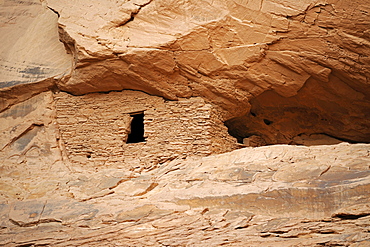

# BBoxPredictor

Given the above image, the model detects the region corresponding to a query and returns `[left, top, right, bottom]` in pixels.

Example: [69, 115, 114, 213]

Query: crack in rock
[9, 218, 62, 227]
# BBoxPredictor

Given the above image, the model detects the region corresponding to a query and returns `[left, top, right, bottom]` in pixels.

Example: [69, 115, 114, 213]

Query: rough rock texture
[0, 92, 369, 246]
[0, 91, 62, 176]
[55, 90, 236, 170]
[0, 0, 72, 112]
[44, 0, 370, 144]
[1, 0, 370, 246]
[1, 141, 370, 246]
[2, 0, 369, 144]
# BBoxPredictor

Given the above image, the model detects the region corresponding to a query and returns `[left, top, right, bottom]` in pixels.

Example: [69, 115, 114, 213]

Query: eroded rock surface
[45, 0, 370, 144]
[1, 0, 370, 246]
[1, 0, 370, 143]
[0, 0, 72, 112]
[1, 142, 369, 246]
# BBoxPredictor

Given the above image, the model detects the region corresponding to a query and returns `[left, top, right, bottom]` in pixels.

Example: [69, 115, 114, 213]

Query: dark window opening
[127, 113, 145, 143]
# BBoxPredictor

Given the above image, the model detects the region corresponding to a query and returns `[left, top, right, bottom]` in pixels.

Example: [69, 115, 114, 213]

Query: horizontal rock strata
[1, 143, 369, 246]
[0, 0, 370, 246]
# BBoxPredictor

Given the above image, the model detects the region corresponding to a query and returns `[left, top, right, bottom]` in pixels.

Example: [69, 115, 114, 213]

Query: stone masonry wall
[55, 90, 237, 170]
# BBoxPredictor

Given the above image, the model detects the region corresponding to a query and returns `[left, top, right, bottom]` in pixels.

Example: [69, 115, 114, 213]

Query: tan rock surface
[1, 139, 369, 246]
[1, 0, 370, 143]
[1, 0, 370, 246]
[0, 90, 368, 246]
[43, 0, 370, 143]
[0, 0, 72, 111]
[54, 90, 237, 170]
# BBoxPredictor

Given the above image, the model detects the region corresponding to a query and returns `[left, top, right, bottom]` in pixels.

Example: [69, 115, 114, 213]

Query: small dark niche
[236, 138, 244, 144]
[334, 213, 370, 220]
[263, 119, 273, 125]
[224, 117, 248, 144]
[127, 113, 145, 144]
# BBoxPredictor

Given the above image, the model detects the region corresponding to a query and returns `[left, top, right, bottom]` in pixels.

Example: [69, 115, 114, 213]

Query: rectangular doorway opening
[127, 112, 145, 143]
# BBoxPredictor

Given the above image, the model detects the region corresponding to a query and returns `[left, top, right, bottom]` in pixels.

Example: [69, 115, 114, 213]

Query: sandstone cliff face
[0, 0, 370, 246]
[47, 0, 370, 144]
[1, 0, 370, 144]
[1, 141, 370, 246]
[0, 0, 72, 112]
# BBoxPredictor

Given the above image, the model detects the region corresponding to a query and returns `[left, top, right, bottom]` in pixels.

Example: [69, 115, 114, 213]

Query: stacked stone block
[55, 90, 237, 170]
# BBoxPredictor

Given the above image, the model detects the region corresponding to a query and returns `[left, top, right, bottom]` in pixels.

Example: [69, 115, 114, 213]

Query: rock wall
[55, 90, 237, 170]
[0, 92, 65, 201]
[43, 0, 370, 144]
[1, 143, 369, 246]
[0, 0, 370, 246]
[1, 0, 370, 145]
[2, 0, 370, 145]
[0, 0, 72, 111]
